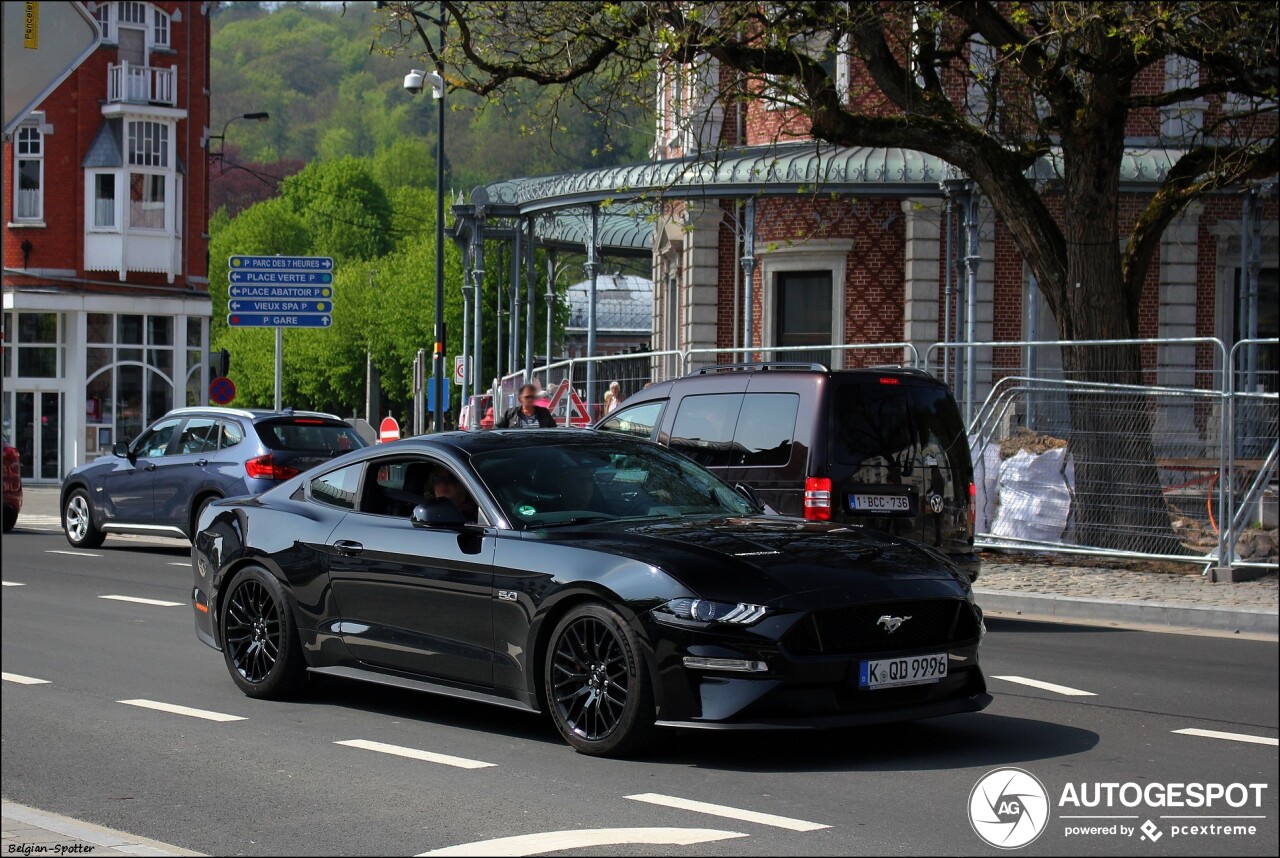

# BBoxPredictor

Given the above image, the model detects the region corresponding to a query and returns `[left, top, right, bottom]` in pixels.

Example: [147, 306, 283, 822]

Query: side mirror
[112, 442, 132, 459]
[411, 497, 466, 528]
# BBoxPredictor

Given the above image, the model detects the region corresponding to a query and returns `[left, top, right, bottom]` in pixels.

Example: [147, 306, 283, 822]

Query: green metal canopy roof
[456, 142, 1189, 255]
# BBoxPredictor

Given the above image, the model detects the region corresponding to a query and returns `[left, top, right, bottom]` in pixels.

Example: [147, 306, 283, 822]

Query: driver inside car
[430, 467, 479, 523]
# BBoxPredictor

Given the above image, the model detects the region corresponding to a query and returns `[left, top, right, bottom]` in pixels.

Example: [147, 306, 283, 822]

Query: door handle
[332, 540, 363, 556]
[195, 459, 209, 466]
[144, 463, 157, 471]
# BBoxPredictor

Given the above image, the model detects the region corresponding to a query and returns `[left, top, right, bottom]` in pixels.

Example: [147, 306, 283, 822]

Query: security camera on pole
[404, 46, 448, 431]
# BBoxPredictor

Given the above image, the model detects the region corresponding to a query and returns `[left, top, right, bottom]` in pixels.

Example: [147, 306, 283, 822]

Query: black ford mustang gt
[192, 429, 990, 756]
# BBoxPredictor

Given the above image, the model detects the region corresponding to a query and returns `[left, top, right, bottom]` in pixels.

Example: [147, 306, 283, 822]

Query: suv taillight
[968, 482, 977, 529]
[804, 477, 832, 521]
[245, 454, 299, 481]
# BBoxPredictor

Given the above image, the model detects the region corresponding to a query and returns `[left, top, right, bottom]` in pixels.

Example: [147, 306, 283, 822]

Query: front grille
[783, 599, 979, 655]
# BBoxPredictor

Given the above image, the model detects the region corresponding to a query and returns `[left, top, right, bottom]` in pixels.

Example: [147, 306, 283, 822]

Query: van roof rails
[692, 361, 828, 375]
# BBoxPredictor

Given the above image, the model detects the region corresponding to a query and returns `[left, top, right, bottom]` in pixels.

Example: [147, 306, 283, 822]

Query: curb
[975, 589, 1279, 637]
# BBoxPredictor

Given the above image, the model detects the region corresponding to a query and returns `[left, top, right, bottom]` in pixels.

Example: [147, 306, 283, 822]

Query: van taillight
[804, 477, 832, 521]
[968, 482, 977, 529]
[245, 455, 299, 481]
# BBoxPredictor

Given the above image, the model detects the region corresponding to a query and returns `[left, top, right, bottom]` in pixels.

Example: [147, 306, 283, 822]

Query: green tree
[375, 1, 1278, 552]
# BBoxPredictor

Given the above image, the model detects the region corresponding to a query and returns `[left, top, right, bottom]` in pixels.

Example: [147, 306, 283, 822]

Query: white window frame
[127, 119, 170, 168]
[152, 7, 170, 48]
[91, 2, 170, 52]
[87, 171, 121, 231]
[12, 118, 45, 224]
[128, 171, 167, 231]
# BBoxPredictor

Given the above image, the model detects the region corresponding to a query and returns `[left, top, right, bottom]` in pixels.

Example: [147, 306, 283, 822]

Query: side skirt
[307, 665, 541, 714]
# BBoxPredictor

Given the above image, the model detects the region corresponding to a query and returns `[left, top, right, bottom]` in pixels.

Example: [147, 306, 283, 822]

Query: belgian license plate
[859, 652, 947, 689]
[849, 494, 910, 512]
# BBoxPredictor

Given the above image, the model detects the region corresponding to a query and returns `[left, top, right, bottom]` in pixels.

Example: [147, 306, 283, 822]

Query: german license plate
[849, 494, 910, 512]
[859, 652, 947, 689]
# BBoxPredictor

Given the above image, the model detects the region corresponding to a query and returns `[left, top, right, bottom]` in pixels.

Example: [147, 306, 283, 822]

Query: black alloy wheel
[545, 603, 656, 757]
[220, 566, 307, 699]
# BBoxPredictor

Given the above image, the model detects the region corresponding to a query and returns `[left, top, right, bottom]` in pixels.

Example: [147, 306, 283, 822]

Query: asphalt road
[2, 528, 1277, 857]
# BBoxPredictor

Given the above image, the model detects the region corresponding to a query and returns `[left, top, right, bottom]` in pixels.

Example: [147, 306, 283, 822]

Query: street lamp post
[207, 112, 269, 174]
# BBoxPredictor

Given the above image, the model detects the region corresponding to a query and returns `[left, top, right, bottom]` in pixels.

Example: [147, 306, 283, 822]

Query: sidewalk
[1, 801, 202, 857]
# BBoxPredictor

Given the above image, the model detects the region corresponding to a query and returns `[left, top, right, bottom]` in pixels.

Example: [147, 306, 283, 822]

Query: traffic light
[210, 348, 231, 378]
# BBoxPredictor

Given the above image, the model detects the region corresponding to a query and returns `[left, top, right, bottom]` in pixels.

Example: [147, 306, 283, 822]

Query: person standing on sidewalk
[497, 384, 556, 428]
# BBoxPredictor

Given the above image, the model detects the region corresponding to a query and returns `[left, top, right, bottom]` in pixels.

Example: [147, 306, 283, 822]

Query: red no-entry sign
[378, 416, 401, 444]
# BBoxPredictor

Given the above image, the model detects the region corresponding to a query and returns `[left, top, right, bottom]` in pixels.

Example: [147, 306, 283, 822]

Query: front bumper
[644, 616, 989, 729]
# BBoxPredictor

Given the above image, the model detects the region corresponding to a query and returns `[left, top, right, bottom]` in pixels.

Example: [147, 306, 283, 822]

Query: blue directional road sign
[229, 270, 333, 285]
[227, 255, 336, 328]
[228, 300, 331, 314]
[229, 255, 334, 271]
[227, 313, 332, 328]
[228, 285, 333, 300]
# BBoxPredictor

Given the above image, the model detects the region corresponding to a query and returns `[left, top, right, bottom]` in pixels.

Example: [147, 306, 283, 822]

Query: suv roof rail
[691, 361, 829, 376]
[166, 406, 257, 419]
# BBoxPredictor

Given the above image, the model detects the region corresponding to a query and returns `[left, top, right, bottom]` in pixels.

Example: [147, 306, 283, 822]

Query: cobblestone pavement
[978, 554, 1279, 610]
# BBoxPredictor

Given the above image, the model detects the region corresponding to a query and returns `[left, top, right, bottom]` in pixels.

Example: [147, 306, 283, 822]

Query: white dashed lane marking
[2, 672, 51, 685]
[1173, 728, 1279, 747]
[2, 581, 26, 586]
[46, 549, 102, 557]
[118, 699, 245, 722]
[417, 828, 747, 856]
[625, 793, 830, 831]
[993, 675, 1096, 696]
[99, 594, 184, 607]
[335, 739, 495, 769]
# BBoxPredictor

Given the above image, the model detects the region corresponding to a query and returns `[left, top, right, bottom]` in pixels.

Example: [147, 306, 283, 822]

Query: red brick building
[3, 1, 212, 483]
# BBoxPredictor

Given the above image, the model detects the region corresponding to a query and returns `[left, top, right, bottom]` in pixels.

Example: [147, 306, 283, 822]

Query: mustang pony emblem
[877, 614, 912, 633]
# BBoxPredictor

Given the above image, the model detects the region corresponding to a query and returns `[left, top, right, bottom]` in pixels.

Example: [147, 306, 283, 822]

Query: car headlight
[653, 598, 769, 626]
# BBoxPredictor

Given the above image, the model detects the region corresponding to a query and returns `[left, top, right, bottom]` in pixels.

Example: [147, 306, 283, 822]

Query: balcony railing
[107, 62, 176, 106]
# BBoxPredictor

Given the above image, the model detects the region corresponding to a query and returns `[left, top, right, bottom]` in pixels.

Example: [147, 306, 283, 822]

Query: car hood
[534, 515, 970, 608]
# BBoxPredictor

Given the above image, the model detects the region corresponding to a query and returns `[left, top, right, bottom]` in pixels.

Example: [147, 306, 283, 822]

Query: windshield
[470, 439, 758, 529]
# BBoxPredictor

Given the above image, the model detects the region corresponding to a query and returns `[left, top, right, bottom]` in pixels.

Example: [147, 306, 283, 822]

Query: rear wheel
[220, 565, 307, 699]
[545, 603, 657, 757]
[63, 489, 105, 548]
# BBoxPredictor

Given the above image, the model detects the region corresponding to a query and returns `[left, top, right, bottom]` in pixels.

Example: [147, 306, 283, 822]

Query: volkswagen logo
[926, 492, 945, 514]
[877, 614, 912, 633]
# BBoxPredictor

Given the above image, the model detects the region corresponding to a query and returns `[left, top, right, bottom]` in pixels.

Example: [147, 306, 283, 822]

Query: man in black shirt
[497, 384, 556, 428]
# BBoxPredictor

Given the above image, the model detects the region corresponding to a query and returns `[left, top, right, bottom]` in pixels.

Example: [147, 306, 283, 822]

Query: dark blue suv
[60, 407, 367, 548]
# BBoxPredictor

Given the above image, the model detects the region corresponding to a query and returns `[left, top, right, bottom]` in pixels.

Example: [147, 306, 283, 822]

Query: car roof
[162, 406, 346, 422]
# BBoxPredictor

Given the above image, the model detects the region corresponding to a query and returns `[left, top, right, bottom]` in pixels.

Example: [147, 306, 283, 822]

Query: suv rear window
[831, 380, 970, 478]
[255, 419, 365, 454]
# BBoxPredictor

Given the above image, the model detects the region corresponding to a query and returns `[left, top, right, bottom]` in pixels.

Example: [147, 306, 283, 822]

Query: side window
[669, 394, 743, 468]
[363, 459, 434, 516]
[134, 417, 181, 458]
[219, 421, 244, 449]
[733, 393, 799, 467]
[598, 401, 664, 439]
[310, 464, 362, 510]
[176, 417, 220, 455]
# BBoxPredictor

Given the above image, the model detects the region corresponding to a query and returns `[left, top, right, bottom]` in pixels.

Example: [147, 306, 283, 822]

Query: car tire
[545, 602, 657, 757]
[2, 506, 16, 533]
[220, 565, 308, 700]
[63, 489, 106, 548]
